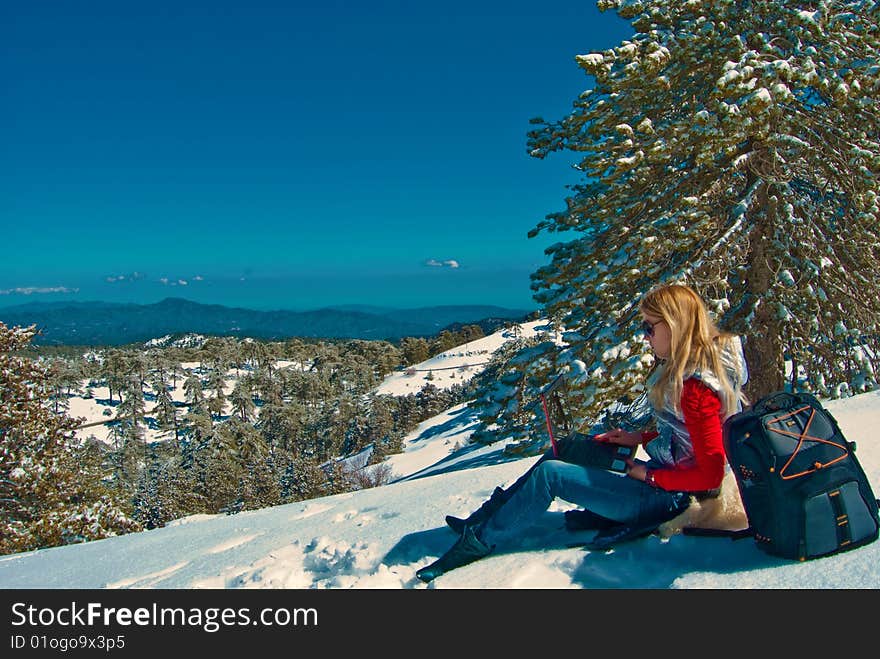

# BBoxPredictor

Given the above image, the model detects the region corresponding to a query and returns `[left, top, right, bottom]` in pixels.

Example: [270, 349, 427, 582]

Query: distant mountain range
[0, 297, 534, 346]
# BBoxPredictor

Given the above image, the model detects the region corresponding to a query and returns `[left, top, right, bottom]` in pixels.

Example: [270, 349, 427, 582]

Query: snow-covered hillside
[374, 319, 551, 396]
[2, 382, 879, 589]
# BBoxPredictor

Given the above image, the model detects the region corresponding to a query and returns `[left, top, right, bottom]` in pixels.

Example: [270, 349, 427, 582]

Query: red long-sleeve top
[641, 378, 726, 492]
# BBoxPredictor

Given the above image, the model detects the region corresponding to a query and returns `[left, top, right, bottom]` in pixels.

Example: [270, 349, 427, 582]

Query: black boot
[564, 508, 618, 532]
[445, 486, 506, 535]
[584, 492, 691, 552]
[416, 525, 493, 583]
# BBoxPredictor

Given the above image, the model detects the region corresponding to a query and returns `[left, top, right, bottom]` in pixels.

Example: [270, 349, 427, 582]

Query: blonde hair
[640, 284, 743, 418]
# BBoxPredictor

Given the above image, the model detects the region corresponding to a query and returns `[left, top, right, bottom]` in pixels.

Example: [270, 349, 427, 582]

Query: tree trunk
[743, 303, 785, 401]
[742, 182, 785, 401]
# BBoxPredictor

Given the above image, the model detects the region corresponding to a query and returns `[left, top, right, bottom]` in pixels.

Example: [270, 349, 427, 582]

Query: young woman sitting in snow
[416, 283, 749, 583]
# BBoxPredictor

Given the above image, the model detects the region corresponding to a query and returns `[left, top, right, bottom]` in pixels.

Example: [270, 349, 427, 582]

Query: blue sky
[1, 1, 632, 311]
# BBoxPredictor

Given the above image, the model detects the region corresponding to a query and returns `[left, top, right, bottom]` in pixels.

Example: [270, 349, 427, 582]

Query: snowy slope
[374, 319, 551, 396]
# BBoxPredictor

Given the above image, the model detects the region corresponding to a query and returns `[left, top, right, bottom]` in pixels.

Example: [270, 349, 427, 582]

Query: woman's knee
[531, 459, 573, 490]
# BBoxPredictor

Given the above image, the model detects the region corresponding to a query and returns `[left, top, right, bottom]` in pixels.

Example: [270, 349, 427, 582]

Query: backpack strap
[681, 527, 755, 541]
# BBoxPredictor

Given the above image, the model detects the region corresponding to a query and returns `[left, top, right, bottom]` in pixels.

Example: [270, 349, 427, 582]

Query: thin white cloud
[104, 272, 146, 284]
[0, 286, 79, 295]
[425, 259, 461, 269]
[159, 276, 200, 286]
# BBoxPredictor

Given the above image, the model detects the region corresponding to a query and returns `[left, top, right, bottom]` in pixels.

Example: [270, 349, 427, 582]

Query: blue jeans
[479, 449, 686, 548]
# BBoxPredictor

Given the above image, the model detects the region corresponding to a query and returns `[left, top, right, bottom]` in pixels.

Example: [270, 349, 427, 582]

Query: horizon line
[0, 294, 540, 314]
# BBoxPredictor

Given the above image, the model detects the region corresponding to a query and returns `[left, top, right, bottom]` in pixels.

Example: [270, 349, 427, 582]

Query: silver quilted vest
[644, 336, 749, 469]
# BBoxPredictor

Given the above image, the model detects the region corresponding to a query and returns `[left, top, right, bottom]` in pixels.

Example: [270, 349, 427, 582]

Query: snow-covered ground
[2, 384, 879, 589]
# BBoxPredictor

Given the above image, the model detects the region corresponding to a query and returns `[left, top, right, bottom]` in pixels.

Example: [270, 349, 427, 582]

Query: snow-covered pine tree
[231, 420, 279, 511]
[0, 323, 139, 555]
[101, 348, 129, 405]
[230, 376, 256, 422]
[117, 372, 147, 445]
[201, 420, 244, 513]
[133, 446, 166, 529]
[514, 0, 880, 427]
[206, 366, 228, 418]
[152, 375, 179, 443]
[400, 337, 430, 365]
[182, 370, 206, 413]
[415, 383, 447, 419]
[467, 332, 561, 449]
[366, 394, 400, 457]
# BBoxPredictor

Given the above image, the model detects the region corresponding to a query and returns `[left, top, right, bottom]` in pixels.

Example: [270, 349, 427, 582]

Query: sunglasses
[641, 318, 664, 337]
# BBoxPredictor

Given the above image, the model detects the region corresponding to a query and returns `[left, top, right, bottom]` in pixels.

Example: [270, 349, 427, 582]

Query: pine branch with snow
[0, 323, 139, 554]
[518, 0, 880, 424]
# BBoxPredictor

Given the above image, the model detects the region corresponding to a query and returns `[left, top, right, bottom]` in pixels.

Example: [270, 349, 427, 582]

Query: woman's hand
[593, 428, 641, 447]
[624, 458, 647, 482]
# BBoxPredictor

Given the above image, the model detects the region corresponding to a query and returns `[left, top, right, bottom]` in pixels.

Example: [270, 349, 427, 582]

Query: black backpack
[687, 391, 880, 561]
